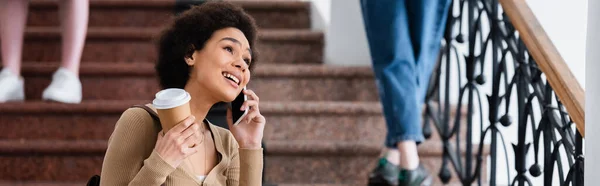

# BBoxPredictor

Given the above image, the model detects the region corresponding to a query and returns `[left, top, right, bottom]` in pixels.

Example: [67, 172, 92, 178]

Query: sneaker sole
[0, 91, 25, 103]
[368, 176, 398, 186]
[42, 98, 82, 104]
[0, 98, 25, 103]
[368, 181, 397, 186]
[420, 175, 433, 186]
[42, 92, 81, 104]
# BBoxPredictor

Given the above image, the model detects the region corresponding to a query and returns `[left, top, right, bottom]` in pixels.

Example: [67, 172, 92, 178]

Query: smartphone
[231, 87, 248, 125]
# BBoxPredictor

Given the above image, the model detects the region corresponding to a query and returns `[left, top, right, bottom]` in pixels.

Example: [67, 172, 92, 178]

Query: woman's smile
[222, 71, 241, 89]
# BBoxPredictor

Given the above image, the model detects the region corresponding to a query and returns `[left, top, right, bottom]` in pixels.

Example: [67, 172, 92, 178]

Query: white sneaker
[0, 68, 25, 103]
[42, 67, 82, 104]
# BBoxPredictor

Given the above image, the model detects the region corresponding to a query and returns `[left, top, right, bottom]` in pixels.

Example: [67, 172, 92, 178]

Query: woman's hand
[227, 89, 266, 149]
[154, 115, 201, 168]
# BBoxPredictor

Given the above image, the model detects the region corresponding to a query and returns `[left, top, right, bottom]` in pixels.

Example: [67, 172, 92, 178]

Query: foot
[42, 67, 82, 104]
[398, 164, 432, 186]
[368, 158, 399, 186]
[0, 69, 25, 102]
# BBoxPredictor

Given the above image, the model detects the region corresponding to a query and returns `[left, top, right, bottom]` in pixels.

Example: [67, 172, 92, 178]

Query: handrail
[499, 0, 585, 136]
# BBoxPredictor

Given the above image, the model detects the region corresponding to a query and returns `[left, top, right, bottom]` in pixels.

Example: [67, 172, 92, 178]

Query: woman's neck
[185, 83, 217, 132]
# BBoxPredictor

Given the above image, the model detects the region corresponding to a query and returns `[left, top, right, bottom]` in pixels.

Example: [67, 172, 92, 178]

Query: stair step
[28, 0, 310, 29]
[276, 183, 491, 186]
[0, 100, 382, 141]
[20, 63, 378, 101]
[10, 27, 323, 64]
[0, 183, 354, 186]
[0, 182, 488, 186]
[0, 100, 464, 142]
[0, 182, 82, 186]
[0, 139, 104, 182]
[264, 140, 488, 185]
[276, 185, 356, 186]
[0, 139, 486, 185]
[0, 182, 356, 186]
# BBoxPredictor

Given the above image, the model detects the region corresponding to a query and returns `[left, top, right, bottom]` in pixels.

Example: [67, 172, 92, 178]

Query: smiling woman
[155, 2, 258, 90]
[98, 1, 266, 186]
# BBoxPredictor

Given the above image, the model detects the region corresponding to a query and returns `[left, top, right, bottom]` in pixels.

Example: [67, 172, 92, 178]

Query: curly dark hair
[155, 1, 258, 89]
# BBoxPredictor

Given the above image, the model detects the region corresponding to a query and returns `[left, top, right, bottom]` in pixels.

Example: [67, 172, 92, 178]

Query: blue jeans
[360, 0, 451, 148]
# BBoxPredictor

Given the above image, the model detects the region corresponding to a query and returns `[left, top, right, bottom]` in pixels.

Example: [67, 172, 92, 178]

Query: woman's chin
[214, 85, 240, 102]
[223, 97, 236, 102]
[221, 92, 238, 102]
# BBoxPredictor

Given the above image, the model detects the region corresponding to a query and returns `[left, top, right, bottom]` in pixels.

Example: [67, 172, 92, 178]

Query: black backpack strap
[131, 104, 160, 122]
[86, 175, 100, 186]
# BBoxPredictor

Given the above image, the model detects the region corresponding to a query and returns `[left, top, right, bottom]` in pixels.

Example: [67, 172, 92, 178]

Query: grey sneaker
[398, 164, 432, 186]
[368, 158, 399, 186]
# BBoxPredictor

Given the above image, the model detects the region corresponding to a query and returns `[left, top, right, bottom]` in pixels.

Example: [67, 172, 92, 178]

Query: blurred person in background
[360, 0, 451, 185]
[0, 0, 88, 103]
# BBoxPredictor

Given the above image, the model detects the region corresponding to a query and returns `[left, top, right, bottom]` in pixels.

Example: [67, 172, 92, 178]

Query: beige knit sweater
[100, 106, 263, 186]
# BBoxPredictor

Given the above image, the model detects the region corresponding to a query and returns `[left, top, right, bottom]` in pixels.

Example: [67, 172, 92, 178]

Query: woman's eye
[244, 59, 251, 65]
[224, 46, 233, 53]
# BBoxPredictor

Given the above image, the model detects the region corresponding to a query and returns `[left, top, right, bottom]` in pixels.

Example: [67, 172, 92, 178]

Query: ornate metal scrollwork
[423, 0, 584, 185]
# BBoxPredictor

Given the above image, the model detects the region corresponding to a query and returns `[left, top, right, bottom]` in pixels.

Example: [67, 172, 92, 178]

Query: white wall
[585, 0, 599, 185]
[527, 0, 587, 87]
[302, 0, 371, 65]
[306, 0, 330, 31]
[322, 0, 371, 66]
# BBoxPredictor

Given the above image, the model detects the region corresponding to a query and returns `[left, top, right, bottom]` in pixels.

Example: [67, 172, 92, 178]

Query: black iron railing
[423, 0, 584, 185]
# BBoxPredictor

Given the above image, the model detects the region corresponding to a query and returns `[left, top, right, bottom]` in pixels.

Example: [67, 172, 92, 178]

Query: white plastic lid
[152, 88, 191, 109]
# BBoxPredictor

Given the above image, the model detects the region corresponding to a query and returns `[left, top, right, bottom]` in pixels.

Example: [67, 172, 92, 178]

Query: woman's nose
[233, 59, 247, 70]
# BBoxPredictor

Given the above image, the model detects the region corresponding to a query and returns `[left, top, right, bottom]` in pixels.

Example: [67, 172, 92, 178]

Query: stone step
[275, 185, 357, 186]
[0, 100, 384, 141]
[0, 183, 350, 186]
[0, 139, 486, 185]
[276, 183, 490, 186]
[19, 63, 377, 101]
[264, 140, 488, 185]
[0, 182, 82, 186]
[28, 0, 310, 29]
[0, 182, 486, 186]
[0, 100, 463, 142]
[8, 27, 322, 64]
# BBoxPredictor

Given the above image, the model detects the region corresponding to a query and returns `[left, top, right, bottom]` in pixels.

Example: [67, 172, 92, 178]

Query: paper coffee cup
[152, 88, 192, 132]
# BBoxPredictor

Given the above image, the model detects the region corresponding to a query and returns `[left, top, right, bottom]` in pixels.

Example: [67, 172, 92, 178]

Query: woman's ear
[184, 44, 196, 66]
[185, 55, 195, 66]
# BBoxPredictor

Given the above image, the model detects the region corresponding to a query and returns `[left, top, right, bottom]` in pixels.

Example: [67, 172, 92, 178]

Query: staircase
[0, 0, 485, 185]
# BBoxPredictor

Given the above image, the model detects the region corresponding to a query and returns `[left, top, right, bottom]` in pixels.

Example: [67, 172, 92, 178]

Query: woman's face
[186, 27, 252, 102]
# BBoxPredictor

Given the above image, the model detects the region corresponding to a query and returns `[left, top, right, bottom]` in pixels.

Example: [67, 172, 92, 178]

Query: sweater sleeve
[100, 108, 176, 186]
[225, 137, 263, 186]
[238, 148, 264, 186]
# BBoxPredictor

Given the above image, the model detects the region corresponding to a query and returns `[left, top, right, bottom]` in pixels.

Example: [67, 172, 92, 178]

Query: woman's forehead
[212, 28, 250, 48]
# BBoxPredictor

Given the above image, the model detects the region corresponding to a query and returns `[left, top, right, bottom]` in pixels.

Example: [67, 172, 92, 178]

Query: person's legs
[393, 0, 452, 171]
[0, 0, 28, 102]
[362, 0, 451, 185]
[406, 0, 452, 103]
[59, 0, 88, 74]
[0, 0, 29, 75]
[361, 0, 424, 155]
[42, 0, 88, 104]
[361, 0, 425, 185]
[394, 0, 451, 184]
